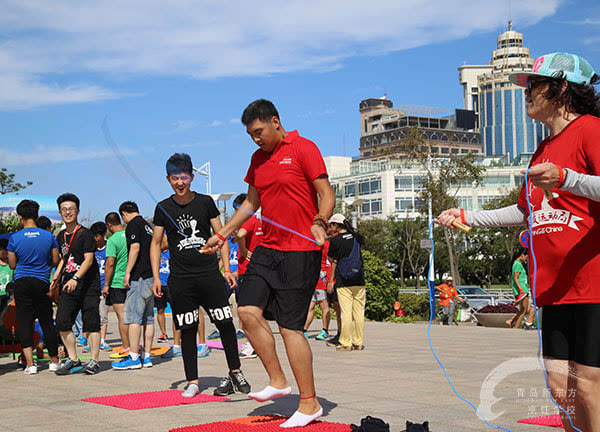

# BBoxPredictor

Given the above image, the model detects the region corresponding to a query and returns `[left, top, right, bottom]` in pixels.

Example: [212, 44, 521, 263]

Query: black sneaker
[83, 359, 100, 375]
[213, 376, 235, 396]
[229, 370, 251, 394]
[55, 358, 83, 375]
[326, 336, 339, 347]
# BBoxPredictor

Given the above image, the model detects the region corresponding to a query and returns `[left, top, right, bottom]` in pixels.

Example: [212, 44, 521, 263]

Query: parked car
[455, 285, 511, 312]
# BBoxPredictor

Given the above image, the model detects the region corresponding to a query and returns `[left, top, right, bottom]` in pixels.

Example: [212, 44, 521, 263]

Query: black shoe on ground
[214, 376, 235, 396]
[84, 359, 100, 375]
[55, 358, 83, 375]
[229, 370, 251, 393]
[326, 336, 339, 347]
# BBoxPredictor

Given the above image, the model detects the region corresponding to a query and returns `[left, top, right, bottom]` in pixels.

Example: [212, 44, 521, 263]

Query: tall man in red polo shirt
[204, 99, 335, 428]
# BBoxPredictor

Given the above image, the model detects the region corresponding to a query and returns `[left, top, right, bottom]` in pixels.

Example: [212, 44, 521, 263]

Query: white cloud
[171, 120, 201, 132]
[0, 145, 136, 166]
[207, 120, 223, 127]
[0, 0, 562, 110]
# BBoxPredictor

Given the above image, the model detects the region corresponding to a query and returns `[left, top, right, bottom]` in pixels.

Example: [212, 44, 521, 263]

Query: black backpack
[337, 238, 363, 281]
[350, 416, 390, 432]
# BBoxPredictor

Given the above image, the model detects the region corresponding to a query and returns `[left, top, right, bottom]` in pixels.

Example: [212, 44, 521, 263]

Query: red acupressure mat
[82, 390, 230, 410]
[170, 415, 352, 432]
[517, 415, 562, 427]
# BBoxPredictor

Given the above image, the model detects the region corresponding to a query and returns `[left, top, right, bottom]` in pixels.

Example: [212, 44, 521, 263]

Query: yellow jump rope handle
[452, 220, 472, 233]
[543, 189, 554, 200]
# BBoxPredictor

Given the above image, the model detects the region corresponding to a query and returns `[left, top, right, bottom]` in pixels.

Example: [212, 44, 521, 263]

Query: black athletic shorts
[239, 245, 321, 331]
[168, 272, 233, 331]
[105, 287, 127, 306]
[155, 285, 170, 310]
[55, 279, 101, 333]
[542, 303, 600, 368]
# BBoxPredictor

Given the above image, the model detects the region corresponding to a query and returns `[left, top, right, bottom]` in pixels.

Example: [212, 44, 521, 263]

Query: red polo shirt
[244, 130, 327, 252]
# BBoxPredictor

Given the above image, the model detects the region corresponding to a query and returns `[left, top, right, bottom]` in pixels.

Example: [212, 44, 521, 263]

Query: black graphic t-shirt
[328, 232, 365, 287]
[126, 215, 154, 281]
[57, 226, 100, 286]
[153, 192, 220, 277]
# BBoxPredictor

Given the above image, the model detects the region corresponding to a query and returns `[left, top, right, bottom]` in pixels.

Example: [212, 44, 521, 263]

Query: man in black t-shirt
[326, 214, 366, 352]
[52, 193, 101, 375]
[150, 153, 250, 398]
[111, 201, 155, 370]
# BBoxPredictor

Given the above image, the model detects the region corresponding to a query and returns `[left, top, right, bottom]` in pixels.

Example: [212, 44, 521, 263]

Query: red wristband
[555, 164, 565, 189]
[224, 270, 232, 274]
[215, 232, 226, 242]
[460, 208, 466, 225]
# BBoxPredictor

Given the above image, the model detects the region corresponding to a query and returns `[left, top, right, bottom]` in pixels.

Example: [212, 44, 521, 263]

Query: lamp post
[192, 162, 211, 195]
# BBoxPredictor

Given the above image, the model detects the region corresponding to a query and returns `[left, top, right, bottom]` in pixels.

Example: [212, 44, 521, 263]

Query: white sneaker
[24, 365, 38, 375]
[48, 361, 62, 372]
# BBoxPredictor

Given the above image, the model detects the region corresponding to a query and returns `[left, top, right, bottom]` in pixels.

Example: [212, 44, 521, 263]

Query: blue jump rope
[427, 168, 582, 431]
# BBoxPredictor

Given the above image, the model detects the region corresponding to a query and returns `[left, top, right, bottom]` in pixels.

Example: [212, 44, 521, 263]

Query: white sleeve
[465, 204, 527, 227]
[559, 168, 600, 202]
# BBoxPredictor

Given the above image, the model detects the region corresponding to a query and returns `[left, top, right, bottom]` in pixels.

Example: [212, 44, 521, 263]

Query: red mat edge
[169, 415, 352, 432]
[517, 414, 562, 427]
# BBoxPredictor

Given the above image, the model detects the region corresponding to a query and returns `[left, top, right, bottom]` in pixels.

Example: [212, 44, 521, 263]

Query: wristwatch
[72, 275, 81, 282]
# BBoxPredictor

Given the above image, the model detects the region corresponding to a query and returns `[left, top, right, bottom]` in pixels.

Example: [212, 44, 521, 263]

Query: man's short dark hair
[105, 212, 121, 226]
[0, 238, 8, 251]
[90, 221, 107, 236]
[57, 193, 80, 209]
[16, 199, 40, 221]
[119, 201, 139, 215]
[166, 153, 193, 175]
[233, 193, 247, 208]
[36, 216, 52, 230]
[241, 99, 280, 126]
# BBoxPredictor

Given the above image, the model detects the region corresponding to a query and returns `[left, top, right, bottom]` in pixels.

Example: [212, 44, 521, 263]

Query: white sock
[100, 339, 105, 344]
[130, 352, 140, 361]
[173, 344, 181, 349]
[248, 385, 292, 402]
[144, 352, 151, 359]
[280, 408, 323, 428]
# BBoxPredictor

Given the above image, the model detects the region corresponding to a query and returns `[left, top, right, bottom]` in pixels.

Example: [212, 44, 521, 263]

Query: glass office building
[459, 23, 549, 160]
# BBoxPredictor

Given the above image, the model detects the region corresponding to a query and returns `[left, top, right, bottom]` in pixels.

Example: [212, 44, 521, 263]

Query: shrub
[363, 250, 397, 321]
[397, 293, 431, 320]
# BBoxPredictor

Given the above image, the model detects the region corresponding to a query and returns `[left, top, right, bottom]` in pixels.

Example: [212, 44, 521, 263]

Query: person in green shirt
[0, 238, 14, 299]
[103, 212, 130, 356]
[507, 249, 534, 330]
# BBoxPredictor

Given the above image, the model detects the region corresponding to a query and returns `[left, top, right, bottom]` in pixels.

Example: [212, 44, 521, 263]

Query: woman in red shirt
[438, 53, 600, 432]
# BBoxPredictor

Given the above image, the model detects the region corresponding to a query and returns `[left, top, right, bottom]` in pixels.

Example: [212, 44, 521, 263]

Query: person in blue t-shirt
[89, 222, 111, 351]
[7, 199, 61, 374]
[155, 247, 171, 343]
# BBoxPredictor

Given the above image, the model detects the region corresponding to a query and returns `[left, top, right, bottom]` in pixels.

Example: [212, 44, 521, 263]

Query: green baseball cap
[509, 52, 596, 87]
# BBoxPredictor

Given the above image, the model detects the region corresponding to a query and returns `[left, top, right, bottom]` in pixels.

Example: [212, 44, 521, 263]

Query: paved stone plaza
[0, 314, 552, 432]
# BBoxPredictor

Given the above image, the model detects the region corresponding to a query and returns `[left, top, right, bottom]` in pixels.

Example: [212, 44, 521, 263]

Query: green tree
[391, 217, 429, 289]
[0, 168, 33, 195]
[0, 212, 22, 234]
[404, 127, 486, 284]
[358, 219, 393, 264]
[363, 249, 396, 321]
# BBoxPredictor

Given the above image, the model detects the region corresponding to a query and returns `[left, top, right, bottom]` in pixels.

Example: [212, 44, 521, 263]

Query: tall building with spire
[458, 22, 549, 160]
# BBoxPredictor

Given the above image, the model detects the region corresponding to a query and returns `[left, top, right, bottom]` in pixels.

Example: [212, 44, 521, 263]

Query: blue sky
[1, 0, 599, 223]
